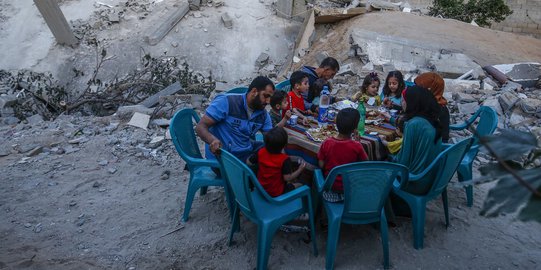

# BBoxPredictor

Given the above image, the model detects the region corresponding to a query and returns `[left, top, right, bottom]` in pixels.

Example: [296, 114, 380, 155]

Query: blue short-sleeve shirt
[205, 93, 272, 161]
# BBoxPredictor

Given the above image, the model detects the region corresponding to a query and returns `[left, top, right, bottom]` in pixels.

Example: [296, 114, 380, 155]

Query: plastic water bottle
[318, 86, 330, 126]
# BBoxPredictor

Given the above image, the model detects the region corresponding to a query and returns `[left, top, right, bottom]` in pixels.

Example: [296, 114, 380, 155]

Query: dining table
[284, 118, 397, 167]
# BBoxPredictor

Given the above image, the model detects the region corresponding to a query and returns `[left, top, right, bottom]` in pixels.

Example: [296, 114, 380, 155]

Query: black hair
[307, 78, 331, 102]
[290, 71, 308, 89]
[270, 90, 287, 108]
[383, 70, 405, 98]
[249, 76, 275, 92]
[361, 72, 380, 94]
[264, 126, 288, 154]
[319, 57, 340, 71]
[335, 108, 360, 135]
[403, 85, 442, 144]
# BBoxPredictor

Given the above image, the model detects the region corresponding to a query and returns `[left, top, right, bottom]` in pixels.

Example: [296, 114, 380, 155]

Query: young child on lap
[248, 127, 306, 197]
[270, 90, 292, 127]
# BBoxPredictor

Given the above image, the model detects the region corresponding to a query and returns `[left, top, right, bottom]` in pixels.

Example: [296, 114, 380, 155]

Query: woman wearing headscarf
[395, 86, 443, 193]
[414, 72, 450, 143]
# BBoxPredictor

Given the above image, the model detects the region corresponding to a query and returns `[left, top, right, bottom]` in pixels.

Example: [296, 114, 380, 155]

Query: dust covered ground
[1, 112, 541, 269]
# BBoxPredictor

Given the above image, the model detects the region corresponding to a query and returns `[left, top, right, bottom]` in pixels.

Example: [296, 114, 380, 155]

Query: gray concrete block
[221, 12, 233, 29]
[498, 91, 520, 112]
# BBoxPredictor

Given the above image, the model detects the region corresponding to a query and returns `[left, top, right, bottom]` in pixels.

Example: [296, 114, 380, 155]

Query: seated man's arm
[195, 115, 221, 155]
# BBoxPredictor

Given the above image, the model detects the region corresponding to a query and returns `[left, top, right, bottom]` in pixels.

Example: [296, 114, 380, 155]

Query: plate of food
[366, 109, 380, 120]
[305, 125, 338, 142]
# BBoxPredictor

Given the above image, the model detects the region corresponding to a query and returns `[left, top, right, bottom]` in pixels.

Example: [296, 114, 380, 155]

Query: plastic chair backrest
[325, 162, 408, 220]
[472, 106, 498, 143]
[429, 138, 473, 195]
[170, 109, 203, 161]
[275, 80, 291, 92]
[227, 87, 248, 94]
[220, 150, 256, 217]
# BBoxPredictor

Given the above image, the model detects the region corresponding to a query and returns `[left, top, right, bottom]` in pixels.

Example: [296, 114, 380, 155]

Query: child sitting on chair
[270, 90, 292, 127]
[352, 72, 382, 107]
[379, 116, 405, 155]
[317, 108, 368, 201]
[248, 126, 307, 197]
[288, 71, 313, 122]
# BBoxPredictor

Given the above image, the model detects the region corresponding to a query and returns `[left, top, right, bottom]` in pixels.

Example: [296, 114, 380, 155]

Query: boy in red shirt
[248, 127, 307, 197]
[288, 71, 312, 123]
[317, 108, 368, 199]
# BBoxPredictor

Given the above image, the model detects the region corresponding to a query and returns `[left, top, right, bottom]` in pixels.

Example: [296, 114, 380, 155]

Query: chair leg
[380, 210, 390, 270]
[256, 223, 278, 270]
[306, 196, 318, 257]
[410, 199, 426, 250]
[325, 216, 342, 270]
[182, 182, 198, 222]
[200, 186, 208, 196]
[457, 163, 474, 207]
[228, 205, 239, 246]
[442, 189, 450, 227]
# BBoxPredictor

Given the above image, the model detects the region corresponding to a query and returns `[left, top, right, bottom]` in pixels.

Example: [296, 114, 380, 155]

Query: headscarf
[414, 72, 447, 106]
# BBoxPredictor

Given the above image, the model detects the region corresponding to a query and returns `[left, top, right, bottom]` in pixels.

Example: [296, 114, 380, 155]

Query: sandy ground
[1, 113, 541, 270]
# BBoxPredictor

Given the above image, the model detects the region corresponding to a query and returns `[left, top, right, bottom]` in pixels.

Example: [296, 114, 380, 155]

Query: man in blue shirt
[300, 57, 340, 111]
[196, 76, 275, 162]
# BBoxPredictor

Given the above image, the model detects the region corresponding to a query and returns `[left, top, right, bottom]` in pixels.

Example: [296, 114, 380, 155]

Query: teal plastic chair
[392, 138, 473, 249]
[315, 162, 408, 270]
[219, 149, 318, 270]
[170, 109, 229, 222]
[275, 80, 291, 92]
[227, 86, 248, 94]
[449, 106, 498, 206]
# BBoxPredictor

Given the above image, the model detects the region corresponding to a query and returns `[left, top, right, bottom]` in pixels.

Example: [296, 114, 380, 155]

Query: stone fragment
[337, 63, 355, 76]
[452, 92, 477, 103]
[518, 98, 541, 114]
[68, 137, 89, 144]
[457, 102, 479, 115]
[26, 114, 44, 125]
[127, 112, 150, 130]
[0, 95, 17, 109]
[498, 91, 519, 112]
[151, 118, 170, 127]
[256, 53, 269, 67]
[26, 146, 43, 157]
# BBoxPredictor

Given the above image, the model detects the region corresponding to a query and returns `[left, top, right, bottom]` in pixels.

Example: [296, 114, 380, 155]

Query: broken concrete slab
[188, 0, 201, 10]
[127, 112, 150, 130]
[337, 63, 355, 76]
[151, 118, 170, 127]
[26, 146, 43, 157]
[369, 0, 401, 11]
[221, 12, 233, 29]
[315, 51, 329, 65]
[430, 53, 481, 79]
[0, 95, 17, 109]
[452, 92, 477, 103]
[498, 91, 520, 112]
[509, 108, 528, 127]
[500, 81, 523, 92]
[144, 3, 190, 45]
[518, 98, 541, 114]
[108, 13, 120, 23]
[255, 53, 270, 67]
[314, 6, 366, 24]
[492, 62, 541, 88]
[457, 102, 479, 115]
[26, 114, 44, 125]
[116, 105, 154, 119]
[139, 82, 183, 108]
